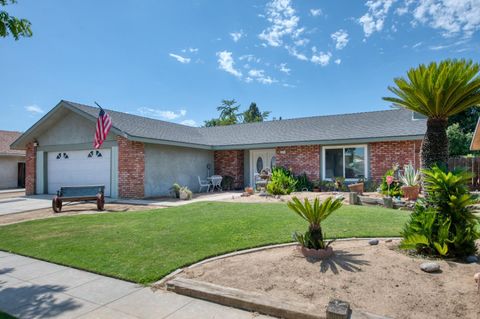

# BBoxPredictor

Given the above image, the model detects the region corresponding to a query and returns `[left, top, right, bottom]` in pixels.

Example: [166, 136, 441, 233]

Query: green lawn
[0, 202, 409, 284]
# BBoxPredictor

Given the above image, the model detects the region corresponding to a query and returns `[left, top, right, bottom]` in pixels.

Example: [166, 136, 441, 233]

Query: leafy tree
[383, 59, 480, 169]
[243, 102, 270, 123]
[204, 100, 271, 127]
[448, 105, 480, 134]
[447, 123, 473, 157]
[0, 0, 32, 40]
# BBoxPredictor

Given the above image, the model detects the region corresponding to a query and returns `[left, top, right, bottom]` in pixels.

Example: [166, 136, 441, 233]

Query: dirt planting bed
[179, 239, 480, 319]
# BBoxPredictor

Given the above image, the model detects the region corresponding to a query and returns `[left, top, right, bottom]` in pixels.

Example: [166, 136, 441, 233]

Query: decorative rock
[420, 262, 441, 273]
[474, 273, 480, 292]
[326, 299, 350, 319]
[385, 239, 393, 243]
[368, 239, 379, 245]
[466, 255, 479, 263]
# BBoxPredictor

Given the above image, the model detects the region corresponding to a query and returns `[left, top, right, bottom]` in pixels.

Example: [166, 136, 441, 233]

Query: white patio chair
[198, 176, 211, 193]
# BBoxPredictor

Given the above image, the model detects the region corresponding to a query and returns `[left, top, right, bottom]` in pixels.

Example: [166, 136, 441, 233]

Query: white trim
[322, 144, 368, 181]
[36, 151, 44, 194]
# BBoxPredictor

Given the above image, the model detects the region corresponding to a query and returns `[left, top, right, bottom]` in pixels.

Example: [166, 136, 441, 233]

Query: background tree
[204, 100, 271, 127]
[383, 59, 480, 169]
[0, 0, 32, 40]
[447, 123, 474, 157]
[243, 102, 270, 123]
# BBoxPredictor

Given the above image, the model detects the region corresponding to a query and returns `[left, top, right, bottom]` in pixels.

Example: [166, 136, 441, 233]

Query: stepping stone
[368, 239, 379, 245]
[420, 262, 440, 273]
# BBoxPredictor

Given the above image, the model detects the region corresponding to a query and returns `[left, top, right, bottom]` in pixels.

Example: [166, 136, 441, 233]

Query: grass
[0, 202, 409, 284]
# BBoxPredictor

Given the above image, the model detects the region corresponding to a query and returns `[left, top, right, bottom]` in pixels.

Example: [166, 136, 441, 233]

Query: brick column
[117, 136, 145, 198]
[214, 150, 244, 189]
[275, 145, 320, 181]
[25, 142, 36, 195]
[369, 140, 422, 181]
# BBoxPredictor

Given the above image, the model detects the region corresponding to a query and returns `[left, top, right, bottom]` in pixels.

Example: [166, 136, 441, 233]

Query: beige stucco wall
[0, 156, 24, 189]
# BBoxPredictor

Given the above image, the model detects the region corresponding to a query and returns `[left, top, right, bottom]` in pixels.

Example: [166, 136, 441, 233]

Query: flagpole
[94, 101, 104, 110]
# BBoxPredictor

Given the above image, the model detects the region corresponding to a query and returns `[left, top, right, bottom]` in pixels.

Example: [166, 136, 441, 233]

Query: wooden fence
[448, 156, 480, 190]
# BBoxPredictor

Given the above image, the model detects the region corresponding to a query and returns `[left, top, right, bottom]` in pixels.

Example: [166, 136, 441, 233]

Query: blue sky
[1, 0, 479, 131]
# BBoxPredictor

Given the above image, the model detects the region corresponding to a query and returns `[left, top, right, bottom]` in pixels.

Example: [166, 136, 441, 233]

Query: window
[88, 150, 103, 158]
[323, 146, 367, 180]
[56, 152, 69, 160]
[256, 156, 263, 173]
[270, 155, 276, 169]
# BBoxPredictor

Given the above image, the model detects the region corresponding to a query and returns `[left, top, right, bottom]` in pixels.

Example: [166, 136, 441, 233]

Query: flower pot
[298, 245, 333, 259]
[245, 187, 254, 195]
[348, 182, 364, 195]
[401, 185, 420, 201]
[313, 187, 320, 192]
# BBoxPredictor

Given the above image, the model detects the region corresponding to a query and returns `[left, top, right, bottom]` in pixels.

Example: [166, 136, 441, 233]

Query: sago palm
[383, 59, 480, 168]
[287, 196, 343, 249]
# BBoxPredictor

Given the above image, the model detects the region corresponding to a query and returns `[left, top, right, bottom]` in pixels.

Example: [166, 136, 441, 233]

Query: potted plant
[287, 196, 343, 258]
[244, 186, 254, 195]
[312, 180, 320, 192]
[179, 186, 193, 200]
[348, 178, 364, 194]
[399, 163, 420, 201]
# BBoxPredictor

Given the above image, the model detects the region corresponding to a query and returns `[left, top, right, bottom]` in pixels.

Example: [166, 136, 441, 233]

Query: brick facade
[275, 145, 321, 181]
[25, 142, 36, 195]
[117, 136, 145, 198]
[214, 150, 244, 189]
[369, 140, 422, 181]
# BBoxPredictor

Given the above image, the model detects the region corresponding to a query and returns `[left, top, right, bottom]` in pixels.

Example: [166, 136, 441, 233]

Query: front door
[250, 149, 276, 187]
[17, 162, 25, 188]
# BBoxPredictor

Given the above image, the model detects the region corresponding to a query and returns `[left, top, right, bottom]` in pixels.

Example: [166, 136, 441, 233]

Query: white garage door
[47, 149, 111, 196]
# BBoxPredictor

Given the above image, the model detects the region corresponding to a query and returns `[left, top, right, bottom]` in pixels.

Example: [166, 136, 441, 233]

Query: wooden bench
[52, 185, 105, 213]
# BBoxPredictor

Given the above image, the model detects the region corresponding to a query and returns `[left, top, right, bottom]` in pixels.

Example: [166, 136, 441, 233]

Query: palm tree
[383, 59, 480, 169]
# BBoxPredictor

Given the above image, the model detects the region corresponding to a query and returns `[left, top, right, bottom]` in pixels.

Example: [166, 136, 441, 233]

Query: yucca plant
[287, 196, 343, 249]
[399, 163, 420, 187]
[383, 59, 480, 169]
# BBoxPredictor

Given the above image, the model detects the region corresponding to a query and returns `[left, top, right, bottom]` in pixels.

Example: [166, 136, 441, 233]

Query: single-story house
[11, 100, 426, 198]
[0, 130, 26, 189]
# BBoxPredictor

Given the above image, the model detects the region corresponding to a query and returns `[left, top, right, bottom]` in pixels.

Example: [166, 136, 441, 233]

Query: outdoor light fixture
[33, 140, 39, 147]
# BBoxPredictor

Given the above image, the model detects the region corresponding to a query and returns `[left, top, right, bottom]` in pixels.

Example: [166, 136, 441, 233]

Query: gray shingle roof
[65, 100, 426, 149]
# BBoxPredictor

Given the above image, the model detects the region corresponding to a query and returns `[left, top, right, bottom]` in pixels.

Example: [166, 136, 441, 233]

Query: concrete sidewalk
[0, 251, 271, 319]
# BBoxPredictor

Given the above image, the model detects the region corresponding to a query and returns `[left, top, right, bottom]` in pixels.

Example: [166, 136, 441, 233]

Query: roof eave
[10, 100, 127, 150]
[211, 134, 425, 150]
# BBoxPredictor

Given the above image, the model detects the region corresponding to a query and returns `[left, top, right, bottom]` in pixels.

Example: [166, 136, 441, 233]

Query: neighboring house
[11, 100, 426, 198]
[0, 130, 26, 189]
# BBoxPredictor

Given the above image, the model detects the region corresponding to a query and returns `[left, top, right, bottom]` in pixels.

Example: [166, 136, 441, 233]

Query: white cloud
[247, 69, 277, 84]
[181, 48, 199, 53]
[258, 0, 301, 47]
[311, 51, 332, 66]
[169, 53, 191, 64]
[25, 104, 44, 114]
[411, 0, 480, 38]
[216, 51, 242, 78]
[358, 0, 395, 37]
[412, 41, 422, 48]
[277, 63, 291, 74]
[239, 54, 261, 63]
[334, 58, 342, 65]
[138, 107, 187, 120]
[310, 8, 322, 17]
[331, 29, 349, 50]
[230, 30, 245, 42]
[180, 119, 197, 126]
[285, 45, 308, 61]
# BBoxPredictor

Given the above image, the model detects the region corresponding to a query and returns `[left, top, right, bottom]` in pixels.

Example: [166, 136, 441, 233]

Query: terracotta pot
[401, 185, 420, 201]
[348, 182, 364, 195]
[245, 187, 254, 195]
[313, 187, 320, 193]
[298, 245, 333, 259]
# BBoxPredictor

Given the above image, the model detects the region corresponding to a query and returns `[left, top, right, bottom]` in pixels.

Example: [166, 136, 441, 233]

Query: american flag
[94, 107, 112, 149]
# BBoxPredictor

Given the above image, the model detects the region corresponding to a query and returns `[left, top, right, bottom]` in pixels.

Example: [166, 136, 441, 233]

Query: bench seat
[52, 185, 105, 213]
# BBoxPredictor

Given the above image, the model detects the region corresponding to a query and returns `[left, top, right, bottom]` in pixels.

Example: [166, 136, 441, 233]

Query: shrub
[221, 175, 234, 190]
[399, 163, 420, 187]
[169, 183, 181, 198]
[288, 196, 343, 249]
[179, 186, 193, 200]
[380, 169, 403, 197]
[400, 166, 480, 257]
[295, 173, 313, 191]
[267, 167, 297, 195]
[363, 180, 380, 192]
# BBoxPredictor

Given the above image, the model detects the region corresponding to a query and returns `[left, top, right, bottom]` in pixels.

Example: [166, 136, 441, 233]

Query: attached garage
[47, 149, 111, 196]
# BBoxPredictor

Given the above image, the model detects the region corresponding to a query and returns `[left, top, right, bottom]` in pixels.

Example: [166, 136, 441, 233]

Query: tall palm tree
[383, 59, 480, 169]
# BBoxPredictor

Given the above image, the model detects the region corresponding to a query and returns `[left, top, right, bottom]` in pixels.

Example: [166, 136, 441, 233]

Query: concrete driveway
[0, 252, 271, 319]
[0, 195, 52, 216]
